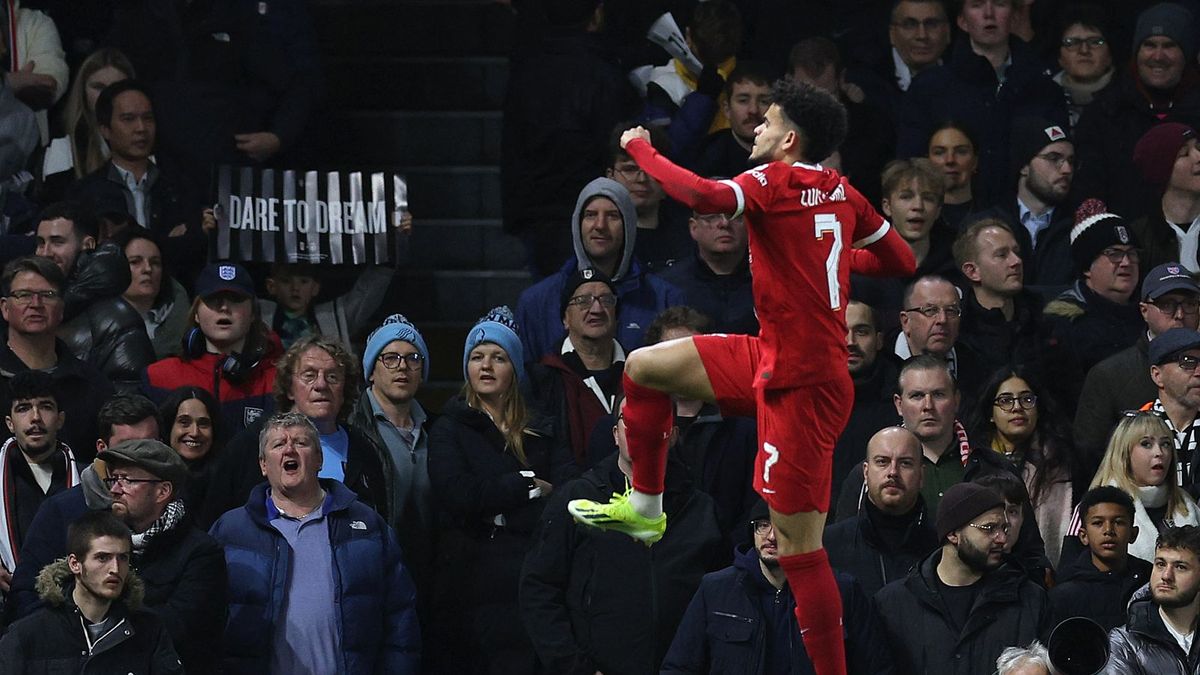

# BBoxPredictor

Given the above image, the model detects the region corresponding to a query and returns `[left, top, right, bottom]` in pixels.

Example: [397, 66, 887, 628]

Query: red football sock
[779, 548, 846, 675]
[621, 371, 672, 495]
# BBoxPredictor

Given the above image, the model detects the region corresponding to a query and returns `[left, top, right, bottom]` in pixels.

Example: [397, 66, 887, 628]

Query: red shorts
[693, 333, 853, 514]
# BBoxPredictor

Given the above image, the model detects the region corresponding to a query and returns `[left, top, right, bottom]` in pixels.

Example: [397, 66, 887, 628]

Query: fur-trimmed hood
[35, 557, 145, 610]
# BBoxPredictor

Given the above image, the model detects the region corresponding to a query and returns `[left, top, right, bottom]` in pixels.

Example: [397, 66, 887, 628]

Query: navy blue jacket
[661, 545, 894, 674]
[209, 480, 420, 674]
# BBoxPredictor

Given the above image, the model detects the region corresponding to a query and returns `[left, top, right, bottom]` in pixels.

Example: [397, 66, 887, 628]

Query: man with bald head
[824, 426, 938, 595]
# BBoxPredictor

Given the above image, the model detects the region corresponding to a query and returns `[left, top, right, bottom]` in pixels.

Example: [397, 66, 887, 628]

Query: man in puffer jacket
[0, 511, 182, 673]
[1105, 524, 1200, 674]
[34, 201, 154, 390]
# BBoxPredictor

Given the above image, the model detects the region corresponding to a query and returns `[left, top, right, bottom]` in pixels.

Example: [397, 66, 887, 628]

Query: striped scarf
[131, 499, 186, 561]
[0, 437, 79, 571]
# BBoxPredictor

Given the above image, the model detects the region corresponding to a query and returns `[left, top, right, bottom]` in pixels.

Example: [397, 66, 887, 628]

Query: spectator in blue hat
[143, 261, 282, 436]
[349, 313, 436, 614]
[426, 306, 574, 673]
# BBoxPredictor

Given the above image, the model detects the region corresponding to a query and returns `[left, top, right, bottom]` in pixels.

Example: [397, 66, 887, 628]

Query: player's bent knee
[770, 507, 829, 555]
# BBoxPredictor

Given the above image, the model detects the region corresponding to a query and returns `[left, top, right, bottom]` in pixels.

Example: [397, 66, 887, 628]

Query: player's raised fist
[620, 126, 651, 149]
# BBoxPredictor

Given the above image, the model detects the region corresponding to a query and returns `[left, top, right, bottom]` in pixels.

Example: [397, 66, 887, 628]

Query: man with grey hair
[209, 412, 420, 674]
[996, 641, 1053, 675]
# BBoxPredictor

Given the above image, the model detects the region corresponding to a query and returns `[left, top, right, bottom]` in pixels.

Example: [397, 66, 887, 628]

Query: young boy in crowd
[1049, 486, 1152, 630]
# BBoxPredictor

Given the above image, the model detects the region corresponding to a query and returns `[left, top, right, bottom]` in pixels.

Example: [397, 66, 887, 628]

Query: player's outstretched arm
[623, 134, 738, 214]
[849, 224, 917, 278]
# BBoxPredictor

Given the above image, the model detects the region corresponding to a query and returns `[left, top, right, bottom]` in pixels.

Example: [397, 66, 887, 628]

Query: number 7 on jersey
[814, 214, 843, 310]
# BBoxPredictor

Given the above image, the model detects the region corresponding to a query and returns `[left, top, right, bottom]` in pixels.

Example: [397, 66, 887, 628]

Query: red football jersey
[720, 161, 888, 388]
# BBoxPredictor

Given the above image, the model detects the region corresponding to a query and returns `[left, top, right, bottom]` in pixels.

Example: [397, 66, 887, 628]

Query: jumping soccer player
[567, 79, 916, 675]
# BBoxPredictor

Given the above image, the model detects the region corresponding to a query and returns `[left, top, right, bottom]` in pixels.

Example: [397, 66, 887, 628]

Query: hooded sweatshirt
[516, 178, 684, 365]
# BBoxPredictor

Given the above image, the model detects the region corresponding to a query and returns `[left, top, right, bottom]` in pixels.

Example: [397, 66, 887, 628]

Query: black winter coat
[874, 550, 1051, 675]
[519, 453, 723, 675]
[1049, 549, 1152, 631]
[1074, 69, 1200, 222]
[660, 545, 895, 675]
[426, 395, 574, 674]
[660, 252, 759, 336]
[0, 560, 182, 674]
[961, 200, 1074, 294]
[824, 497, 939, 597]
[1106, 596, 1200, 674]
[1073, 336, 1156, 472]
[57, 242, 155, 392]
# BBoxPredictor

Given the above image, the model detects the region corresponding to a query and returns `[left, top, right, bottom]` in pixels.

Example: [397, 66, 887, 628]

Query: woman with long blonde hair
[427, 306, 572, 672]
[60, 48, 135, 178]
[1078, 411, 1200, 562]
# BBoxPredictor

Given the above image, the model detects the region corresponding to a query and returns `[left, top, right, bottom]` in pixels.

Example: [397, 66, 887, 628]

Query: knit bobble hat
[463, 306, 525, 383]
[363, 313, 430, 382]
[1069, 199, 1139, 272]
[1133, 122, 1197, 190]
[935, 483, 1005, 542]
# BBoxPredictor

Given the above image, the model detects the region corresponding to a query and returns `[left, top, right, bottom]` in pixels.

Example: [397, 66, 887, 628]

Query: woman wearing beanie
[426, 306, 573, 673]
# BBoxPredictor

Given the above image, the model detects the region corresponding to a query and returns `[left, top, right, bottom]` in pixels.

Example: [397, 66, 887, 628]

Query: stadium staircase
[310, 0, 528, 411]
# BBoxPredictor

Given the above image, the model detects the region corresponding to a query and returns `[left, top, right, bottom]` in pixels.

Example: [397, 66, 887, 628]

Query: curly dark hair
[769, 78, 847, 163]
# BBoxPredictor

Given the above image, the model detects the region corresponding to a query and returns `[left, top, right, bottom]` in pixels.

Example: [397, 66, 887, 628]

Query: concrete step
[324, 56, 507, 111]
[402, 165, 501, 219]
[319, 111, 501, 166]
[376, 269, 531, 322]
[407, 218, 526, 271]
[312, 0, 514, 58]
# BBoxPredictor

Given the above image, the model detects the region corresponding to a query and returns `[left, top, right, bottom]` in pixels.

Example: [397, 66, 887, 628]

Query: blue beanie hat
[463, 306, 524, 383]
[363, 313, 430, 381]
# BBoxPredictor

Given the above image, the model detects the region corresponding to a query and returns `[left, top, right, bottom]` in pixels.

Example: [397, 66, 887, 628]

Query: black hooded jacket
[1049, 549, 1152, 631]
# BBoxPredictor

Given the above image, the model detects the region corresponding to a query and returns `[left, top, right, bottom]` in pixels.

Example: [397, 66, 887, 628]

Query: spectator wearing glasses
[1075, 263, 1200, 472]
[604, 124, 692, 272]
[1067, 411, 1200, 564]
[893, 275, 986, 408]
[515, 178, 683, 367]
[660, 201, 757, 336]
[200, 335, 389, 529]
[1052, 5, 1114, 130]
[529, 268, 625, 469]
[875, 481, 1050, 675]
[1139, 329, 1200, 488]
[0, 256, 114, 461]
[349, 314, 435, 610]
[1073, 2, 1200, 222]
[1042, 203, 1145, 416]
[1131, 123, 1200, 275]
[966, 366, 1079, 568]
[95, 438, 225, 673]
[962, 117, 1077, 294]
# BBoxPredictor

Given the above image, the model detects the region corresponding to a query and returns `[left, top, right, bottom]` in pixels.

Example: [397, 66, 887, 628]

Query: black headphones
[182, 328, 267, 384]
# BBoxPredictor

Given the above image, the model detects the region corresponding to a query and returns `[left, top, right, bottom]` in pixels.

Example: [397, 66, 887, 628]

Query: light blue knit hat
[462, 306, 524, 383]
[363, 313, 430, 381]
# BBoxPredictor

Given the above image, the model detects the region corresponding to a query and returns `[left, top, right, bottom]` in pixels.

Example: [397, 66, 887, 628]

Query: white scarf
[0, 437, 79, 571]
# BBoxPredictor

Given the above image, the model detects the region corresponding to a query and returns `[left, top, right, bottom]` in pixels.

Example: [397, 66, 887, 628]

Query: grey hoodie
[570, 177, 639, 282]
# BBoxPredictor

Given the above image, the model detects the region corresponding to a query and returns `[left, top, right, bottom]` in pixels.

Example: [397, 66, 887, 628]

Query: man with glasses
[963, 118, 1077, 291]
[0, 256, 113, 459]
[895, 275, 986, 406]
[876, 481, 1050, 674]
[350, 313, 435, 604]
[1140, 328, 1200, 487]
[515, 176, 683, 367]
[661, 200, 757, 335]
[1076, 263, 1200, 470]
[201, 335, 389, 528]
[529, 268, 625, 468]
[605, 124, 691, 271]
[1043, 205, 1146, 417]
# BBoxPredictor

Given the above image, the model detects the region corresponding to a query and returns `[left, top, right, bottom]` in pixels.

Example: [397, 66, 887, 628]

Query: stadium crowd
[5, 0, 1200, 673]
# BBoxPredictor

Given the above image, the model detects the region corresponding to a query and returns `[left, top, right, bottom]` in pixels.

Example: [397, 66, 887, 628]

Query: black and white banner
[214, 166, 407, 265]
